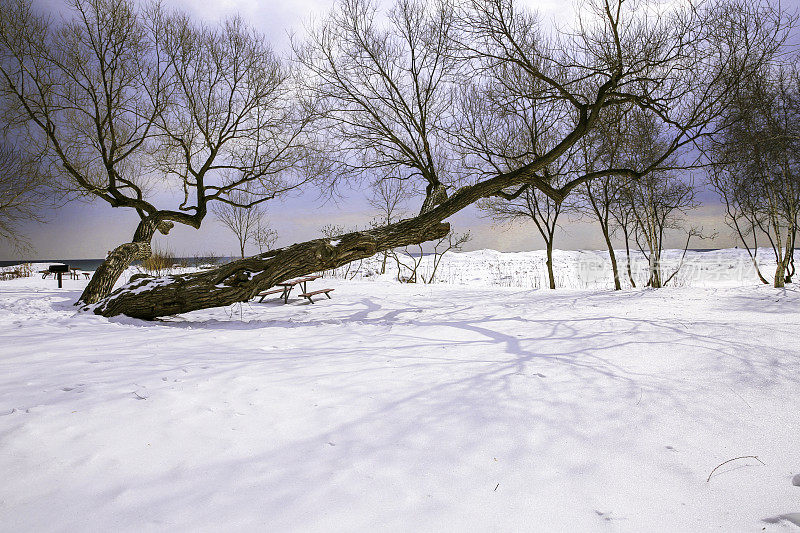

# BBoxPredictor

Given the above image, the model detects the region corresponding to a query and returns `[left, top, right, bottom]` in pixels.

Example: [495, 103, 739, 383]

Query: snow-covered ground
[1, 250, 799, 532]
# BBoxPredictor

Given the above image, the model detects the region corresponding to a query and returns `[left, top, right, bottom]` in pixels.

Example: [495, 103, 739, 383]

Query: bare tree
[295, 0, 459, 213]
[72, 0, 789, 319]
[481, 175, 570, 289]
[391, 228, 470, 283]
[579, 106, 700, 290]
[253, 223, 278, 254]
[212, 189, 273, 258]
[708, 61, 799, 287]
[608, 183, 639, 288]
[576, 110, 629, 290]
[582, 176, 624, 289]
[368, 178, 409, 273]
[366, 178, 470, 283]
[619, 112, 698, 288]
[624, 174, 697, 288]
[420, 230, 471, 284]
[0, 0, 310, 303]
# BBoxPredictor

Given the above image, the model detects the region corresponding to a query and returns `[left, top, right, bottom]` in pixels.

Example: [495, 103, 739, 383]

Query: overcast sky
[1, 0, 796, 260]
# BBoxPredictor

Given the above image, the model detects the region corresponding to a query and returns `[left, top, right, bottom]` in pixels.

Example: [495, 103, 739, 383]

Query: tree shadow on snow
[85, 290, 800, 529]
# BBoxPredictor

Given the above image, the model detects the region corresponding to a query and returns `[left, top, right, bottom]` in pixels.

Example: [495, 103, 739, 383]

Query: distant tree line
[0, 0, 795, 318]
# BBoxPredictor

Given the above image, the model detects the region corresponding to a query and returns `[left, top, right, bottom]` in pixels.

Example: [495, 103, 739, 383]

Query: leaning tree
[3, 0, 786, 319]
[0, 0, 312, 303]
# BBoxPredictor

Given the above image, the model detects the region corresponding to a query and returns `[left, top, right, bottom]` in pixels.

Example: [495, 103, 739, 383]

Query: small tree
[623, 173, 697, 288]
[368, 179, 409, 274]
[212, 189, 275, 258]
[608, 184, 639, 289]
[581, 108, 699, 290]
[581, 176, 624, 289]
[576, 112, 629, 291]
[481, 172, 571, 289]
[253, 223, 278, 254]
[420, 230, 471, 284]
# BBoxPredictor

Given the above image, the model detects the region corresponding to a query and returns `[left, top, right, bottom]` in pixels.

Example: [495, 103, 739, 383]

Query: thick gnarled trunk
[78, 218, 175, 305]
[79, 242, 153, 305]
[88, 219, 450, 319]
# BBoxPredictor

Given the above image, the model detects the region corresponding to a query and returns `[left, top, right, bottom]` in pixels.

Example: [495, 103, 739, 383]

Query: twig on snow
[707, 456, 765, 482]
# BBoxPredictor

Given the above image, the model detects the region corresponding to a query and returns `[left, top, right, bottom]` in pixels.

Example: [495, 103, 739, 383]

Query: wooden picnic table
[278, 275, 321, 298]
[257, 275, 333, 304]
[274, 275, 321, 303]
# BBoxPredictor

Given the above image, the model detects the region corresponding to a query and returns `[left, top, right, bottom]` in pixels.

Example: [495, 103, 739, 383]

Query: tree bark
[78, 218, 175, 305]
[648, 247, 662, 288]
[773, 237, 792, 288]
[783, 231, 794, 284]
[774, 261, 786, 288]
[545, 240, 556, 289]
[622, 227, 636, 288]
[600, 224, 621, 290]
[88, 218, 450, 319]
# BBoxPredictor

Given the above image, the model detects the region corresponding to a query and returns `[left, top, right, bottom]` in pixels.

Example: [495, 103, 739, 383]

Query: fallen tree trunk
[86, 113, 605, 319]
[88, 217, 451, 319]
